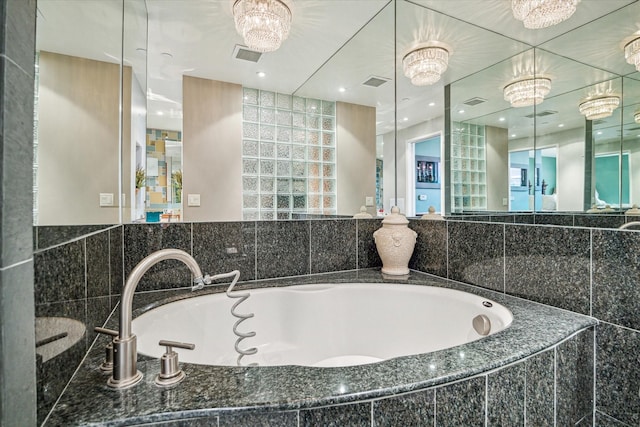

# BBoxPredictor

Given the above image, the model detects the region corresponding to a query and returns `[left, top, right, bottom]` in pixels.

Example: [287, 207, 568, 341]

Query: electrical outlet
[99, 193, 114, 207]
[187, 193, 201, 207]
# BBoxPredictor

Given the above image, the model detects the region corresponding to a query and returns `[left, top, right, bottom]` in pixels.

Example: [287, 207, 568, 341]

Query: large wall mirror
[33, 0, 640, 232]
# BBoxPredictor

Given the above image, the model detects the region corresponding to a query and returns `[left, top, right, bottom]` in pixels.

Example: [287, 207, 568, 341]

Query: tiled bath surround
[35, 216, 639, 424]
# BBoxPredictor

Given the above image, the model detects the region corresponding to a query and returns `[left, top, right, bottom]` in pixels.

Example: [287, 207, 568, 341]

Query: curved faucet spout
[619, 221, 640, 230]
[110, 248, 208, 389]
[120, 248, 207, 340]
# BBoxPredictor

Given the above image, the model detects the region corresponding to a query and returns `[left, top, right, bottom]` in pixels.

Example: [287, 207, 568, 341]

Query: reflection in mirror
[623, 75, 640, 211]
[35, 0, 123, 225]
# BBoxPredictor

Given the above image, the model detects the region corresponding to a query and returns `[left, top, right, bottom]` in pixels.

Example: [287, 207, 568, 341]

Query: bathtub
[133, 283, 512, 367]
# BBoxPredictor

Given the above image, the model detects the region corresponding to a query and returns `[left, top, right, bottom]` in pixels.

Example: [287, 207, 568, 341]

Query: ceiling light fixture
[503, 77, 551, 107]
[233, 0, 292, 53]
[578, 96, 619, 120]
[511, 0, 580, 29]
[402, 46, 449, 86]
[624, 36, 640, 71]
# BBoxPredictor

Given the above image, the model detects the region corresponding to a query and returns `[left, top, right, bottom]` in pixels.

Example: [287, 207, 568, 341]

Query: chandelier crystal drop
[233, 0, 292, 53]
[511, 0, 580, 29]
[624, 37, 640, 72]
[578, 96, 620, 120]
[503, 77, 552, 108]
[402, 47, 449, 86]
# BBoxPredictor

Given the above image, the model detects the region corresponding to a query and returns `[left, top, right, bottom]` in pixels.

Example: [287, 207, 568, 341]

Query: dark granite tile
[435, 376, 485, 426]
[86, 296, 114, 346]
[489, 214, 516, 224]
[192, 222, 256, 282]
[447, 221, 504, 291]
[596, 323, 640, 425]
[533, 213, 574, 226]
[123, 223, 192, 291]
[575, 214, 625, 229]
[256, 220, 310, 279]
[513, 214, 535, 224]
[593, 229, 640, 329]
[3, 0, 36, 74]
[525, 349, 554, 425]
[409, 219, 447, 278]
[505, 224, 590, 314]
[153, 416, 219, 426]
[1, 261, 37, 426]
[1, 58, 34, 267]
[300, 402, 370, 427]
[372, 389, 434, 426]
[110, 226, 123, 297]
[557, 328, 594, 425]
[86, 231, 110, 298]
[595, 411, 633, 426]
[487, 363, 524, 426]
[219, 410, 297, 426]
[310, 219, 356, 274]
[357, 218, 382, 269]
[35, 225, 113, 250]
[35, 300, 87, 425]
[34, 239, 85, 304]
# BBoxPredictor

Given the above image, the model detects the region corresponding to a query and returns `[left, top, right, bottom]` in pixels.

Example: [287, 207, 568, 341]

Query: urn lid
[626, 204, 640, 215]
[382, 206, 409, 225]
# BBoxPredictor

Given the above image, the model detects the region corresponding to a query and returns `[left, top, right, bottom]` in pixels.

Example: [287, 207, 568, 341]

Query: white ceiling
[36, 0, 640, 143]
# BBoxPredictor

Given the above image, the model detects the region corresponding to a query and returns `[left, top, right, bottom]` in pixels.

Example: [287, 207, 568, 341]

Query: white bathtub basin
[132, 283, 512, 367]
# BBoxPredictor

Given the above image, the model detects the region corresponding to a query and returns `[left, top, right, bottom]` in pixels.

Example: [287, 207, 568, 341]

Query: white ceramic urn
[373, 206, 417, 275]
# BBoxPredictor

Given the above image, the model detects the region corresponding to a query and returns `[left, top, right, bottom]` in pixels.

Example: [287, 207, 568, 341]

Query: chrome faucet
[619, 221, 640, 230]
[108, 248, 211, 389]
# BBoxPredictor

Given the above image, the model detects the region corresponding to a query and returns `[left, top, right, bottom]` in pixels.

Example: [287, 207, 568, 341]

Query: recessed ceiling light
[338, 87, 346, 93]
[458, 109, 465, 114]
[499, 117, 506, 121]
[511, 134, 516, 137]
[596, 131, 603, 135]
[256, 71, 266, 77]
[429, 102, 435, 107]
[403, 117, 409, 121]
[558, 123, 564, 127]
[157, 111, 164, 116]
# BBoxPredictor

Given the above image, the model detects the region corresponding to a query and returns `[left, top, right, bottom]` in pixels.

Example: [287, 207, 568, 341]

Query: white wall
[37, 52, 122, 225]
[486, 126, 509, 211]
[336, 102, 376, 216]
[182, 76, 243, 221]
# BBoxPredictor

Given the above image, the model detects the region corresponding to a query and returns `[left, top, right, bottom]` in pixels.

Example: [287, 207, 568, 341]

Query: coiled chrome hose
[222, 270, 258, 366]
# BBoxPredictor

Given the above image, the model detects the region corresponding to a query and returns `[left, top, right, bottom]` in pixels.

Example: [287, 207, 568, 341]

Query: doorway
[406, 134, 443, 216]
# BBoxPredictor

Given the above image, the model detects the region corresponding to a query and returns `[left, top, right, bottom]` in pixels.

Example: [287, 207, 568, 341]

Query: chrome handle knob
[94, 327, 118, 372]
[155, 339, 195, 387]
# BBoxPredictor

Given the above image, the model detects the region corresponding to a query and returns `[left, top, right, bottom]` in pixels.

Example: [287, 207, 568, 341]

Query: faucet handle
[94, 327, 119, 372]
[155, 340, 195, 387]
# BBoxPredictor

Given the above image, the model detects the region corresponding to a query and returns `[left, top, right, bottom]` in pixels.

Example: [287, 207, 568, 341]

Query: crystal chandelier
[578, 96, 619, 120]
[233, 0, 292, 53]
[402, 46, 449, 86]
[624, 37, 640, 72]
[503, 77, 552, 107]
[511, 0, 580, 29]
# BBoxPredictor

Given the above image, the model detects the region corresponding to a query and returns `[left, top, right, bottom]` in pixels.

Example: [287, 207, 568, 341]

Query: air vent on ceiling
[523, 110, 558, 119]
[233, 45, 262, 63]
[463, 97, 487, 106]
[363, 76, 391, 88]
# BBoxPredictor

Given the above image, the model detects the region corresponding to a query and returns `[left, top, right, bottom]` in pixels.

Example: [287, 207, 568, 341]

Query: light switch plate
[99, 193, 114, 207]
[365, 196, 374, 206]
[187, 193, 201, 207]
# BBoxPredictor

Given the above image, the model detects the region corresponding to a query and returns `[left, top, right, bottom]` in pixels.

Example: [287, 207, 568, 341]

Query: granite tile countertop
[45, 269, 597, 426]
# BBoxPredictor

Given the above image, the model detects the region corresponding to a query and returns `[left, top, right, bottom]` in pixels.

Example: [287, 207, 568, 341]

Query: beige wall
[336, 102, 377, 216]
[182, 76, 243, 221]
[486, 126, 509, 211]
[37, 51, 122, 225]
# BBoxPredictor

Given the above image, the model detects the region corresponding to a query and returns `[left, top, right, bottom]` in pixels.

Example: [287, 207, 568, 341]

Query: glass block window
[242, 87, 336, 220]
